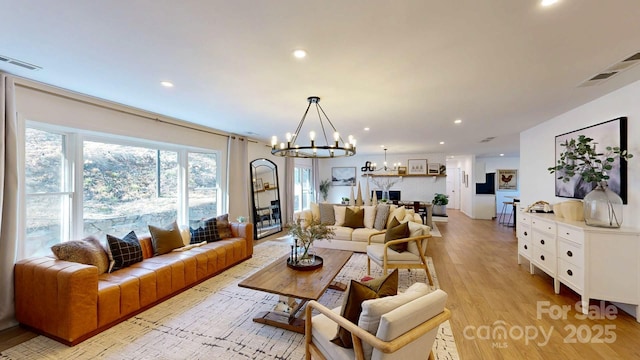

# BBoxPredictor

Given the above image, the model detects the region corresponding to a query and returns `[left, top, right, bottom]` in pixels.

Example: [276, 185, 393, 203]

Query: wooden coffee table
[238, 247, 353, 333]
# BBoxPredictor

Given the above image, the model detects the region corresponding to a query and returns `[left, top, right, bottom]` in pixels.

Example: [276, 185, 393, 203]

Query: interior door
[446, 167, 460, 209]
[250, 158, 282, 239]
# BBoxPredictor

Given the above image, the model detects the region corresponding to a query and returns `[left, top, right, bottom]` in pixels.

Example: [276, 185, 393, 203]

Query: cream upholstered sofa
[293, 203, 429, 253]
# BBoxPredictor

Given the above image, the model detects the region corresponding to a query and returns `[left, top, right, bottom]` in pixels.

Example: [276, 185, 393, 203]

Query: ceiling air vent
[479, 136, 496, 143]
[579, 51, 640, 87]
[0, 54, 42, 71]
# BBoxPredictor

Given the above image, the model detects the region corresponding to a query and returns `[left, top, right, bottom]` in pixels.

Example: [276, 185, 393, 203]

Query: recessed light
[364, 127, 370, 131]
[439, 141, 445, 145]
[500, 153, 505, 156]
[160, 81, 174, 88]
[454, 119, 462, 124]
[541, 0, 558, 6]
[293, 49, 307, 59]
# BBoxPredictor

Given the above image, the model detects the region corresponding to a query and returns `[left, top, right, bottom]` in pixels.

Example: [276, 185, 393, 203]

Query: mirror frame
[250, 158, 282, 239]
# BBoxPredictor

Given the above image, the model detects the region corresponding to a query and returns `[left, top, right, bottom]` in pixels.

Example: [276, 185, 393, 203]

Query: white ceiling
[2, 0, 640, 157]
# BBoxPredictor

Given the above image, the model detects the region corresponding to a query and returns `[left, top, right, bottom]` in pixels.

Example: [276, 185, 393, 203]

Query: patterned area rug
[1, 241, 458, 360]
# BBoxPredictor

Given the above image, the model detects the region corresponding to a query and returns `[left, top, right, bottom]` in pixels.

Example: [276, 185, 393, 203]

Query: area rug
[1, 241, 458, 360]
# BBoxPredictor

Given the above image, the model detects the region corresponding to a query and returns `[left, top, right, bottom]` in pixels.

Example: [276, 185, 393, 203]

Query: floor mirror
[250, 158, 282, 239]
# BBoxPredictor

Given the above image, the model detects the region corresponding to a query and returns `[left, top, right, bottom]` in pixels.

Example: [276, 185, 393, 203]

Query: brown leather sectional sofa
[14, 222, 253, 346]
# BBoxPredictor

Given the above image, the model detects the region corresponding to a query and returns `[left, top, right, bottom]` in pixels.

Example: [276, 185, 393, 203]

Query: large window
[188, 152, 218, 227]
[294, 166, 313, 212]
[83, 141, 179, 240]
[24, 128, 71, 257]
[22, 124, 220, 258]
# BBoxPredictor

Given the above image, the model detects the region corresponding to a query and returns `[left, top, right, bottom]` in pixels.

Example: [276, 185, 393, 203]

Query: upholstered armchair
[304, 288, 450, 360]
[366, 224, 433, 286]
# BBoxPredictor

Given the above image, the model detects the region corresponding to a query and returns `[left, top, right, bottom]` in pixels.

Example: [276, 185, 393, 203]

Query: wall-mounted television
[372, 190, 401, 201]
[475, 173, 496, 195]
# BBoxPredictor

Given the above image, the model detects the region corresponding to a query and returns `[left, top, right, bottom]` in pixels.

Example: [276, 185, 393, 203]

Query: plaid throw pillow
[190, 217, 221, 243]
[106, 231, 143, 272]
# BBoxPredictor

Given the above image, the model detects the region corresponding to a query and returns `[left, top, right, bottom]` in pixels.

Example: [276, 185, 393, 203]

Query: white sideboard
[517, 211, 640, 321]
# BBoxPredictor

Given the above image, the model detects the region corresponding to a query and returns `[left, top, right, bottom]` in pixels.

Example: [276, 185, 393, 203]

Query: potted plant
[287, 219, 335, 264]
[432, 193, 449, 216]
[548, 134, 633, 227]
[341, 197, 349, 205]
[319, 179, 331, 202]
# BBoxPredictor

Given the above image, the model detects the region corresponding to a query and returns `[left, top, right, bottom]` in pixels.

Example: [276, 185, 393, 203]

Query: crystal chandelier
[271, 96, 356, 158]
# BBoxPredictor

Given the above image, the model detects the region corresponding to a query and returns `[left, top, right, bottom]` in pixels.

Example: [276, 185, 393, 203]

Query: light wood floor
[2, 211, 640, 358]
[432, 210, 640, 359]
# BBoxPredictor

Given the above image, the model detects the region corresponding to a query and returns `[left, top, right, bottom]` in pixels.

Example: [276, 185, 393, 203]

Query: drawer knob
[567, 269, 573, 276]
[540, 255, 545, 261]
[567, 250, 573, 257]
[524, 231, 528, 236]
[540, 239, 545, 245]
[566, 232, 570, 236]
[524, 244, 528, 250]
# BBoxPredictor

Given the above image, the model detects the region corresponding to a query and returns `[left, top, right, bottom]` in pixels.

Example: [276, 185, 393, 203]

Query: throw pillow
[385, 218, 409, 252]
[310, 202, 321, 222]
[319, 203, 336, 225]
[343, 207, 365, 228]
[149, 221, 184, 255]
[362, 205, 376, 229]
[51, 236, 109, 274]
[374, 204, 390, 230]
[333, 205, 348, 226]
[386, 206, 406, 229]
[216, 214, 233, 239]
[331, 269, 398, 348]
[190, 217, 221, 243]
[106, 231, 143, 272]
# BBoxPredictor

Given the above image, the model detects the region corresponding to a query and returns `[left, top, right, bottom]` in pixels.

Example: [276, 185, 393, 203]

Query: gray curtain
[227, 135, 249, 221]
[0, 73, 19, 330]
[283, 157, 295, 224]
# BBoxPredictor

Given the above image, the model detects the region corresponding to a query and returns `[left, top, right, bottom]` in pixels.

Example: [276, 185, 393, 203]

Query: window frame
[20, 120, 221, 257]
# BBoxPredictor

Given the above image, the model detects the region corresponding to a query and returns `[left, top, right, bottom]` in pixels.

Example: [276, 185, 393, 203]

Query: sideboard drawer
[533, 247, 556, 274]
[558, 259, 584, 291]
[518, 237, 532, 259]
[519, 213, 531, 224]
[557, 224, 584, 245]
[518, 223, 531, 241]
[532, 218, 556, 234]
[533, 232, 556, 253]
[558, 238, 584, 267]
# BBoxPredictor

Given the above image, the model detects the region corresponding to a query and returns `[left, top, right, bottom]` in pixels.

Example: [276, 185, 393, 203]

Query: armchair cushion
[367, 244, 421, 264]
[384, 218, 409, 253]
[332, 269, 398, 348]
[375, 289, 448, 358]
[358, 283, 432, 359]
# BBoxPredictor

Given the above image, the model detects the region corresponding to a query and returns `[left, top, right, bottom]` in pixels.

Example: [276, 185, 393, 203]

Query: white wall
[520, 79, 640, 225]
[318, 152, 447, 204]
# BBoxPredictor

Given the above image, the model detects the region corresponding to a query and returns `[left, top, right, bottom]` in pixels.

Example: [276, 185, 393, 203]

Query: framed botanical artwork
[254, 178, 264, 191]
[553, 117, 628, 202]
[427, 163, 440, 175]
[397, 166, 407, 175]
[497, 169, 518, 190]
[407, 159, 427, 175]
[332, 167, 356, 186]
